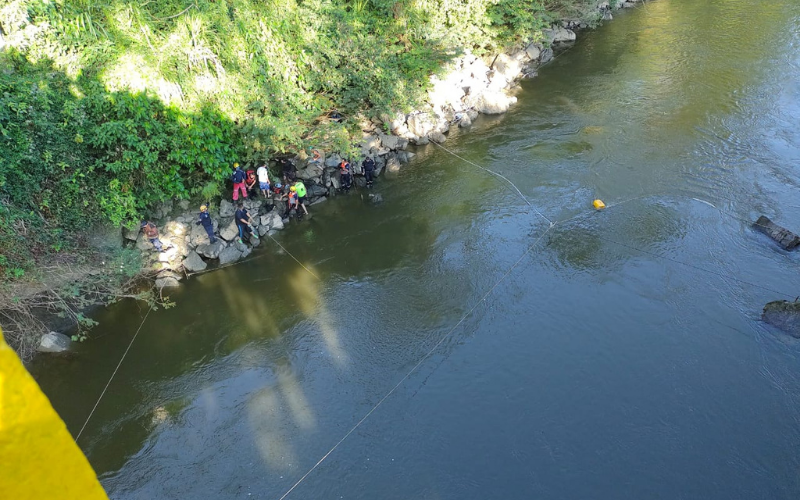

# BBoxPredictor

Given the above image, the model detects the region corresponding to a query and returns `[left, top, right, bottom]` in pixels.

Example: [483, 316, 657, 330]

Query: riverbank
[1, 0, 649, 360]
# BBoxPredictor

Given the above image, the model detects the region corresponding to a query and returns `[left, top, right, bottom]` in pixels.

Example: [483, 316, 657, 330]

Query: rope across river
[76, 140, 797, 498]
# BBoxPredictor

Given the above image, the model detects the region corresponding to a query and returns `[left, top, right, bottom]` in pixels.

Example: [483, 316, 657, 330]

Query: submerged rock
[763, 300, 800, 338]
[38, 332, 72, 353]
[754, 216, 800, 250]
[155, 276, 181, 288]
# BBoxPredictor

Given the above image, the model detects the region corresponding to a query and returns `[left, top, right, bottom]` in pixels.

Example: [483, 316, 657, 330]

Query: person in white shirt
[256, 164, 271, 198]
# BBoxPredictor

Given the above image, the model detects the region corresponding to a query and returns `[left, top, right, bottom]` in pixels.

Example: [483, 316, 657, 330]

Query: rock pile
[124, 196, 287, 287]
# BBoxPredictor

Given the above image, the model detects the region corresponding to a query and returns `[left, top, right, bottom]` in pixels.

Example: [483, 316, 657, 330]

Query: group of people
[140, 154, 376, 252]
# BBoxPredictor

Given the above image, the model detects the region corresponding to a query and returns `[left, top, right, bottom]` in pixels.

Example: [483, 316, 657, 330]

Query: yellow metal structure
[0, 330, 108, 500]
[593, 199, 606, 210]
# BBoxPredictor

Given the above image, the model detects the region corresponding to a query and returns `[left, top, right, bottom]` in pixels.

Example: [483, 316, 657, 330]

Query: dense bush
[0, 0, 593, 277]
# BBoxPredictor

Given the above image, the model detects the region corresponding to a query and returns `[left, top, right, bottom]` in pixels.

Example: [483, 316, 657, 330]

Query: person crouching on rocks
[339, 159, 352, 192]
[196, 205, 217, 244]
[141, 220, 164, 252]
[362, 156, 376, 187]
[235, 202, 258, 243]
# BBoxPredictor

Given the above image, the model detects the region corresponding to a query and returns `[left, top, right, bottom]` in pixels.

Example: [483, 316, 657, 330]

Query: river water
[32, 0, 800, 498]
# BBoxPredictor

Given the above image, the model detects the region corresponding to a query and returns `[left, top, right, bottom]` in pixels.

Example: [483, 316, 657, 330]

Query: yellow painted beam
[0, 330, 108, 500]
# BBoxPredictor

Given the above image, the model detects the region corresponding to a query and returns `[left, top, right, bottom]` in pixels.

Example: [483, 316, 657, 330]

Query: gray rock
[163, 221, 189, 239]
[157, 269, 183, 281]
[459, 114, 473, 127]
[260, 214, 272, 227]
[241, 246, 252, 259]
[259, 225, 270, 237]
[386, 156, 401, 173]
[155, 276, 181, 288]
[122, 225, 140, 241]
[308, 183, 327, 197]
[197, 240, 226, 259]
[355, 176, 367, 188]
[220, 219, 239, 242]
[763, 301, 800, 338]
[467, 109, 479, 120]
[406, 112, 435, 138]
[472, 91, 517, 114]
[219, 199, 235, 217]
[270, 212, 285, 230]
[38, 332, 72, 353]
[430, 131, 447, 143]
[136, 233, 155, 251]
[325, 153, 342, 168]
[189, 220, 217, 247]
[525, 43, 542, 61]
[218, 246, 243, 265]
[234, 240, 249, 253]
[369, 193, 384, 204]
[178, 199, 190, 210]
[754, 216, 800, 250]
[378, 133, 402, 150]
[540, 48, 554, 64]
[544, 26, 576, 44]
[182, 251, 207, 272]
[250, 235, 262, 247]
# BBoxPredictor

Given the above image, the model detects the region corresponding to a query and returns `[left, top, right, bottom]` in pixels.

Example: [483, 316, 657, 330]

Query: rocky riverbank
[132, 1, 645, 287]
[27, 1, 648, 356]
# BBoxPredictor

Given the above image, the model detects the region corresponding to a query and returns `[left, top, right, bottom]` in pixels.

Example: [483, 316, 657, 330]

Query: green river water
[32, 0, 800, 498]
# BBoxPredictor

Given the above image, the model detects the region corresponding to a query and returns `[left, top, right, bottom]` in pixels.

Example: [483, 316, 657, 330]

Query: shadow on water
[28, 0, 800, 498]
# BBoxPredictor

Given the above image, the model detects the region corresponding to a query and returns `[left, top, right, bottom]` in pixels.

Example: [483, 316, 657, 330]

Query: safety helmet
[290, 186, 297, 192]
[200, 204, 208, 212]
[275, 183, 282, 189]
[234, 162, 239, 168]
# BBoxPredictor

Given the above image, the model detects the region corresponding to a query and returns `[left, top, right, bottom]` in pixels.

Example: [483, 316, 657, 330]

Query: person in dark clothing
[245, 169, 258, 197]
[362, 156, 376, 187]
[196, 204, 216, 244]
[234, 203, 257, 242]
[141, 221, 164, 251]
[280, 158, 297, 184]
[339, 159, 352, 191]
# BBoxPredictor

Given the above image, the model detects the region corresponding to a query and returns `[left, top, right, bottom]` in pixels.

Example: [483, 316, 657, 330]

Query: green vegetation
[0, 0, 598, 277]
[0, 0, 597, 356]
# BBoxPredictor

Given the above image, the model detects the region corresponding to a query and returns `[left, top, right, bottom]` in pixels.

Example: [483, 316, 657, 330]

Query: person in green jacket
[294, 181, 309, 216]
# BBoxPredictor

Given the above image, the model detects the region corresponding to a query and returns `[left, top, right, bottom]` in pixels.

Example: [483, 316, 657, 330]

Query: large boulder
[525, 43, 542, 62]
[218, 245, 243, 265]
[182, 251, 207, 272]
[155, 276, 181, 288]
[270, 211, 285, 230]
[406, 112, 435, 139]
[754, 216, 800, 250]
[189, 220, 218, 247]
[196, 240, 226, 259]
[136, 233, 155, 251]
[38, 332, 71, 353]
[763, 301, 800, 338]
[378, 133, 406, 151]
[163, 221, 189, 239]
[544, 26, 576, 44]
[470, 91, 518, 115]
[219, 199, 235, 217]
[122, 224, 140, 242]
[308, 183, 327, 197]
[385, 155, 401, 173]
[492, 53, 524, 86]
[220, 219, 240, 242]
